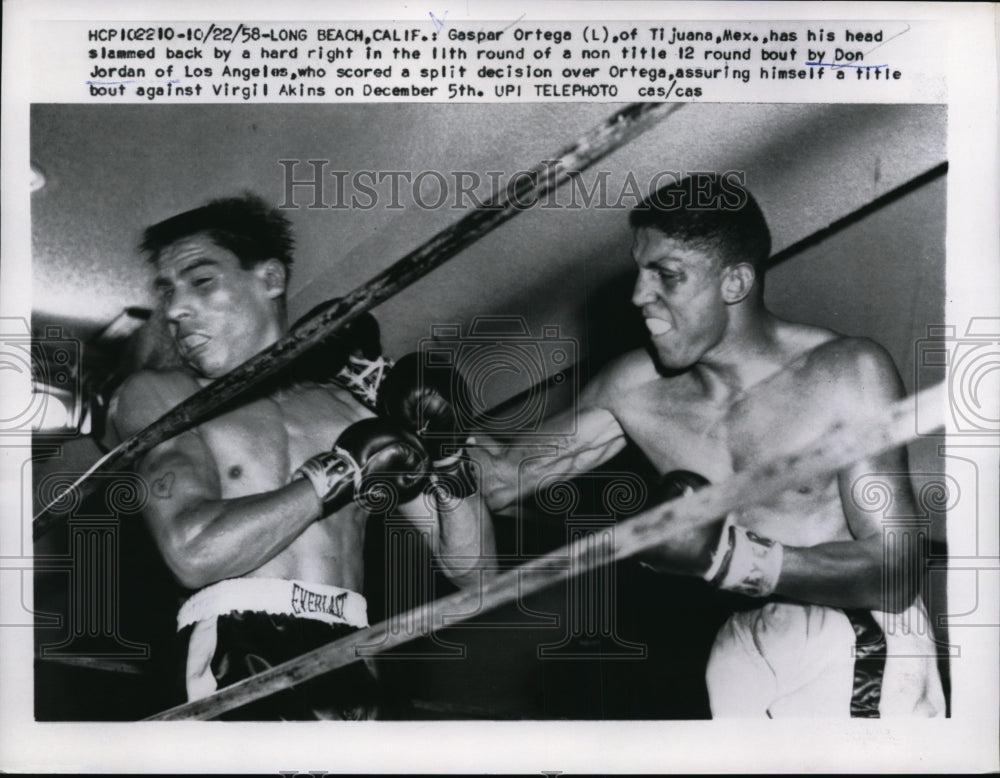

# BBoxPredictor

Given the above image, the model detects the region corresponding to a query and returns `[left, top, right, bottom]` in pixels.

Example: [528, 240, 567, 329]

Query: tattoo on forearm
[152, 471, 175, 499]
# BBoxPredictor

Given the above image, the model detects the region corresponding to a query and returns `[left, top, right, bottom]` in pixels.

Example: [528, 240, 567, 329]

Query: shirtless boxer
[110, 194, 494, 719]
[475, 176, 945, 717]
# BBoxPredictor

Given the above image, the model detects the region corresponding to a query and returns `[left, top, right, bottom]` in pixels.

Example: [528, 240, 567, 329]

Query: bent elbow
[875, 561, 920, 613]
[160, 533, 224, 591]
[171, 567, 210, 591]
[439, 558, 493, 591]
[165, 553, 215, 591]
[483, 485, 516, 516]
[878, 583, 919, 614]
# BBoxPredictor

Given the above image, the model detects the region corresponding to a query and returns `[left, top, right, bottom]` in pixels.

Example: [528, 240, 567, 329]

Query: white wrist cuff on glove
[293, 446, 362, 504]
[703, 516, 784, 597]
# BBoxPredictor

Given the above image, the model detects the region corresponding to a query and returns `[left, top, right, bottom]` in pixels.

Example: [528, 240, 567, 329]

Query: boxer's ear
[721, 263, 755, 304]
[257, 259, 287, 299]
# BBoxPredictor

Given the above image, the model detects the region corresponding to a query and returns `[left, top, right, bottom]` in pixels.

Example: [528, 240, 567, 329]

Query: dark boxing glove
[655, 469, 784, 597]
[290, 301, 392, 410]
[639, 469, 717, 575]
[376, 351, 478, 498]
[293, 417, 430, 511]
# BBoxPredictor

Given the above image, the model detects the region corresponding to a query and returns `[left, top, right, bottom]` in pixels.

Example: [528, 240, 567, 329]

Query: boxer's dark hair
[140, 193, 295, 280]
[630, 176, 771, 276]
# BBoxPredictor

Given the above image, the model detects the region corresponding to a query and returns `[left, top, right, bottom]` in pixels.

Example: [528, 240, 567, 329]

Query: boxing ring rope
[32, 101, 685, 541]
[767, 161, 948, 270]
[145, 382, 947, 720]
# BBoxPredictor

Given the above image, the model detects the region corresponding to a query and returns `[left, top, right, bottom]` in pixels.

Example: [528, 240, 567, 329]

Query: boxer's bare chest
[195, 383, 367, 499]
[613, 362, 850, 544]
[193, 382, 372, 583]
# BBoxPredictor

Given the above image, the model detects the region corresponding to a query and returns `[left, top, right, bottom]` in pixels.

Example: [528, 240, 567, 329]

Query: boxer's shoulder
[118, 367, 201, 400]
[791, 333, 903, 406]
[109, 368, 202, 439]
[585, 347, 666, 403]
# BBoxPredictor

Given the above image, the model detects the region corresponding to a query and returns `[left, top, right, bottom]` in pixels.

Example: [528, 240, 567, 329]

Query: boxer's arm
[472, 369, 629, 515]
[111, 371, 323, 589]
[396, 485, 497, 589]
[438, 492, 496, 586]
[372, 351, 497, 586]
[772, 341, 921, 612]
[775, 445, 919, 612]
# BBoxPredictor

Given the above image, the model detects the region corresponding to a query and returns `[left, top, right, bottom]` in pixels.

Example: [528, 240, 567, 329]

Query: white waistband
[177, 577, 369, 631]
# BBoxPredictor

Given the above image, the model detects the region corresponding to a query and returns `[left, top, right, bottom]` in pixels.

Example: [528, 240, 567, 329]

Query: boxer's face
[631, 228, 730, 369]
[154, 234, 284, 378]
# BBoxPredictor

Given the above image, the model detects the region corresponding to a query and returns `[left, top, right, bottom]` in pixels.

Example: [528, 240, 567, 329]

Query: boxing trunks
[705, 598, 945, 717]
[176, 577, 379, 720]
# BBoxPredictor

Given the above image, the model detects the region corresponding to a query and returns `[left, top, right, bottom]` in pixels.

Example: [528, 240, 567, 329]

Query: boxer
[474, 176, 945, 717]
[110, 194, 494, 719]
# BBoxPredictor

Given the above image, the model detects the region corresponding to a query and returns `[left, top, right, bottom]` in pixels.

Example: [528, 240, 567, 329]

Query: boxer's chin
[650, 337, 698, 372]
[180, 347, 226, 379]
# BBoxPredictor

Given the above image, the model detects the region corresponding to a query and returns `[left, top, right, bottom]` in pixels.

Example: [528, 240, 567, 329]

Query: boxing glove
[640, 469, 725, 577]
[377, 351, 478, 498]
[655, 469, 784, 597]
[293, 417, 430, 510]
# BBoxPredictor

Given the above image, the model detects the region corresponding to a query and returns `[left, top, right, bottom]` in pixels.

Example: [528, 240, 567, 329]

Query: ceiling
[30, 102, 946, 382]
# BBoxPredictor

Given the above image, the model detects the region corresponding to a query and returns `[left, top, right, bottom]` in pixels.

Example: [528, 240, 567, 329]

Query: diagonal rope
[145, 382, 946, 720]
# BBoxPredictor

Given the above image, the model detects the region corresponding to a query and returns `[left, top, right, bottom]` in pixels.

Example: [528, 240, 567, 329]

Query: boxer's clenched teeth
[645, 318, 673, 335]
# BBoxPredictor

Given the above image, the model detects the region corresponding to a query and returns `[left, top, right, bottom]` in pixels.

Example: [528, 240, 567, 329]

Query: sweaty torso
[193, 378, 372, 589]
[606, 326, 858, 547]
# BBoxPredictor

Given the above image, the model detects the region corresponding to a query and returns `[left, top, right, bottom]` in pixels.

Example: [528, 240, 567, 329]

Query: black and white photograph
[2, 2, 998, 774]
